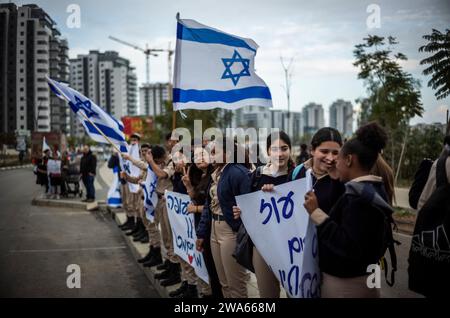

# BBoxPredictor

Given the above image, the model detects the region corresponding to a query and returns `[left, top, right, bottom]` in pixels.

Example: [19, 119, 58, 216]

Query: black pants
[202, 237, 224, 298]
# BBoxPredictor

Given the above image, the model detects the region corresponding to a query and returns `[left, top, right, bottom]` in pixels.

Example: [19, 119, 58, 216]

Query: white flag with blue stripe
[47, 77, 128, 152]
[173, 18, 272, 111]
[107, 166, 122, 208]
[141, 165, 158, 222]
[127, 143, 141, 194]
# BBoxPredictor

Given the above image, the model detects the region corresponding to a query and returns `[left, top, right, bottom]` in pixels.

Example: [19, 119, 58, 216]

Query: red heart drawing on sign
[188, 254, 193, 264]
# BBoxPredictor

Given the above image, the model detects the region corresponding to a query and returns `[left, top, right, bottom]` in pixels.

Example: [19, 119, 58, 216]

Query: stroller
[63, 162, 83, 198]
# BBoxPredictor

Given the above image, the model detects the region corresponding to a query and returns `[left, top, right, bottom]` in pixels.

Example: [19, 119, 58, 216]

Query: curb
[107, 209, 269, 299]
[108, 208, 178, 298]
[0, 164, 33, 171]
[31, 196, 107, 211]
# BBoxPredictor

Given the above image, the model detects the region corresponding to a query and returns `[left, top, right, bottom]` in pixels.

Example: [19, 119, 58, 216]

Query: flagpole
[77, 109, 122, 153]
[171, 12, 180, 131]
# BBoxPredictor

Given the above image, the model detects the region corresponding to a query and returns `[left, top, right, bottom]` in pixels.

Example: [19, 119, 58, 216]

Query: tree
[153, 101, 232, 144]
[419, 29, 450, 100]
[353, 35, 423, 178]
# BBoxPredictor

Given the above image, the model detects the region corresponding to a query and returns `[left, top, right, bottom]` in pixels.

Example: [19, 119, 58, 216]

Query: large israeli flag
[47, 77, 128, 152]
[141, 165, 158, 222]
[173, 18, 272, 111]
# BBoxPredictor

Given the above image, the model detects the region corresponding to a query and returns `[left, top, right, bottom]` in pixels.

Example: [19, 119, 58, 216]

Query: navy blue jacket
[197, 164, 251, 239]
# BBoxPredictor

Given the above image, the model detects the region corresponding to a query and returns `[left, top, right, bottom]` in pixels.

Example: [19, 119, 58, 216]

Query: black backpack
[409, 158, 434, 209]
[345, 181, 400, 287]
[408, 150, 450, 297]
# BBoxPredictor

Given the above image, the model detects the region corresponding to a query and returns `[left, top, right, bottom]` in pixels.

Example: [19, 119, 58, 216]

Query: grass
[393, 207, 415, 218]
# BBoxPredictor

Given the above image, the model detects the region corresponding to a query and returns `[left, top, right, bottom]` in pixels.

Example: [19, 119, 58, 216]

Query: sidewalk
[394, 187, 412, 210]
[31, 162, 110, 211]
[110, 208, 287, 298]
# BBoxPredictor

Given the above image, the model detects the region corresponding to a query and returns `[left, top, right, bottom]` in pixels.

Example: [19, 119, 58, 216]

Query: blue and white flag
[107, 166, 122, 208]
[173, 18, 272, 111]
[42, 136, 50, 152]
[141, 165, 158, 222]
[47, 77, 128, 152]
[127, 143, 141, 194]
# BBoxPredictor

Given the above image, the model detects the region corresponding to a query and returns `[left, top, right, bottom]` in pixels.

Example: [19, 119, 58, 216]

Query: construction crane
[109, 36, 164, 84]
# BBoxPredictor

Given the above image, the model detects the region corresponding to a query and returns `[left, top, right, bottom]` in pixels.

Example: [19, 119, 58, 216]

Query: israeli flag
[47, 77, 127, 151]
[42, 136, 50, 152]
[173, 18, 272, 111]
[107, 166, 122, 208]
[141, 165, 158, 222]
[127, 143, 141, 194]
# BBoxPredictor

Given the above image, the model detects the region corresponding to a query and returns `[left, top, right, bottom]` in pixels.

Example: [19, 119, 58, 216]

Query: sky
[13, 0, 450, 125]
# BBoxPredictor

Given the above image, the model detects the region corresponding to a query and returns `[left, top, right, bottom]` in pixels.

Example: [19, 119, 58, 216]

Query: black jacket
[197, 164, 251, 239]
[80, 151, 97, 176]
[317, 179, 393, 278]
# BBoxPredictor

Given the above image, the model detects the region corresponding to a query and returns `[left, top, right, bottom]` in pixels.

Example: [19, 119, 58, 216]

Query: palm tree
[419, 29, 450, 100]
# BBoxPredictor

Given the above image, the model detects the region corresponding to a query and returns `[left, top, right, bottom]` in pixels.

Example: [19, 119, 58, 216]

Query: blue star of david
[71, 95, 99, 118]
[221, 50, 251, 86]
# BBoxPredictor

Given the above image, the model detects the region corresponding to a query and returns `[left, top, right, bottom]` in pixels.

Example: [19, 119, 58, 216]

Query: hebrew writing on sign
[235, 170, 320, 298]
[164, 190, 209, 284]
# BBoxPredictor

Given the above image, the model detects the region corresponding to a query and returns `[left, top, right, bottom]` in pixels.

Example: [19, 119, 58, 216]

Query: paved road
[0, 167, 159, 297]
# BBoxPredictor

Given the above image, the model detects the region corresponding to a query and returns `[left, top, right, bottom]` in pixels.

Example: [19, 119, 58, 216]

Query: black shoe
[133, 230, 147, 242]
[143, 248, 162, 267]
[176, 284, 198, 298]
[119, 216, 133, 229]
[160, 272, 181, 287]
[140, 235, 149, 244]
[154, 268, 171, 280]
[138, 246, 154, 263]
[156, 259, 170, 271]
[125, 218, 143, 236]
[120, 221, 135, 231]
[169, 281, 188, 298]
[159, 262, 181, 286]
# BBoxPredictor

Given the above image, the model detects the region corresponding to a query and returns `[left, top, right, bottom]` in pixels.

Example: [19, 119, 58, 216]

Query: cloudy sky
[16, 0, 450, 125]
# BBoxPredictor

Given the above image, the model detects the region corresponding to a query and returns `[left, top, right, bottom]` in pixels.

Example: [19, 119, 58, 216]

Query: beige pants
[128, 192, 140, 219]
[180, 259, 197, 285]
[138, 197, 162, 248]
[197, 277, 212, 296]
[159, 198, 178, 263]
[210, 219, 248, 298]
[120, 184, 133, 218]
[253, 247, 280, 298]
[321, 272, 381, 298]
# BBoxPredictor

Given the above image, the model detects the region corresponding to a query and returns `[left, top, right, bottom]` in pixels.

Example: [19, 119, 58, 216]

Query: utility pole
[280, 55, 295, 136]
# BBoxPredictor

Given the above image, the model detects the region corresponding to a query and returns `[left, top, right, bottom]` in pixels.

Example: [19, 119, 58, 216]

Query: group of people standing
[114, 120, 408, 298]
[35, 145, 97, 202]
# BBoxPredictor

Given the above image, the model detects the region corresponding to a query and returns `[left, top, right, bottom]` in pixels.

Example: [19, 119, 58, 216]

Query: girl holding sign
[290, 127, 345, 214]
[304, 122, 393, 298]
[196, 138, 252, 298]
[182, 146, 223, 298]
[233, 131, 295, 298]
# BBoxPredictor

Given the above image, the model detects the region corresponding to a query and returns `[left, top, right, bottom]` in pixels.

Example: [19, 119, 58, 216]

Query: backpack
[408, 150, 450, 297]
[346, 181, 400, 287]
[409, 158, 434, 209]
